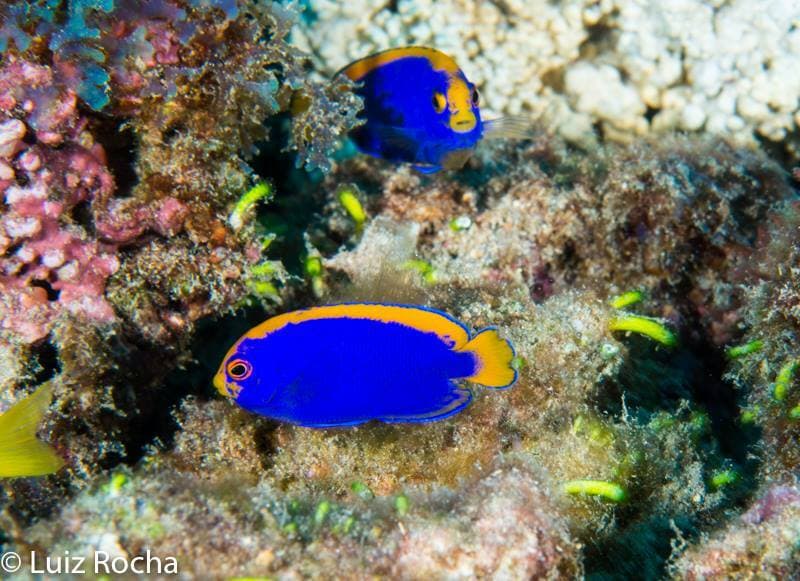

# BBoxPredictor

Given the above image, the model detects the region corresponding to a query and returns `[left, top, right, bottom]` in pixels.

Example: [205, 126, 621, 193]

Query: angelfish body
[214, 304, 517, 428]
[338, 47, 485, 173]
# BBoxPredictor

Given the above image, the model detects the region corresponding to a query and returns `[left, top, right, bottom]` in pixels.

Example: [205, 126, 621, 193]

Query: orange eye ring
[227, 359, 252, 380]
[471, 88, 480, 106]
[432, 92, 447, 114]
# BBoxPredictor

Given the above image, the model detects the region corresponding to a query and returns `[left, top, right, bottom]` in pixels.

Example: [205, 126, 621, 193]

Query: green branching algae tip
[608, 314, 676, 347]
[610, 290, 645, 310]
[337, 185, 367, 229]
[564, 480, 626, 503]
[726, 339, 764, 359]
[773, 360, 798, 402]
[608, 291, 677, 346]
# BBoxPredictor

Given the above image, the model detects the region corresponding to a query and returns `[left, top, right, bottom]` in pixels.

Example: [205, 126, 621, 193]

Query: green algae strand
[563, 480, 626, 502]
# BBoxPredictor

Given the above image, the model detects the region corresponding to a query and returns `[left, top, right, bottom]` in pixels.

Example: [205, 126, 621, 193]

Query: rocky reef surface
[1, 1, 799, 579]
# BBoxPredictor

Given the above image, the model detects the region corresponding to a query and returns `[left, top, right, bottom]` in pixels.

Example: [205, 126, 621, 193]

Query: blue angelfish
[338, 46, 530, 173]
[214, 303, 517, 427]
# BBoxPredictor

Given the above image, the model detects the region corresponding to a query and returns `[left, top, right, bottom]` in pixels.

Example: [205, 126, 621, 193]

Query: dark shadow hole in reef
[117, 306, 280, 465]
[21, 129, 37, 147]
[30, 337, 61, 384]
[248, 113, 336, 274]
[644, 106, 660, 125]
[583, 516, 693, 581]
[541, 65, 566, 94]
[14, 169, 29, 188]
[0, 526, 9, 553]
[90, 118, 139, 199]
[70, 199, 94, 234]
[754, 129, 800, 174]
[586, 329, 761, 580]
[161, 123, 185, 144]
[578, 15, 619, 60]
[29, 278, 59, 301]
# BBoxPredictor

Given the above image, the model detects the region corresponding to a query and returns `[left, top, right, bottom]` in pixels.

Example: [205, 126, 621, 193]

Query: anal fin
[378, 383, 473, 424]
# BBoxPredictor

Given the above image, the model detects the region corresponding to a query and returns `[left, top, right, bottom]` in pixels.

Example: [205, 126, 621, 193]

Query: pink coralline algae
[0, 57, 198, 344]
[741, 485, 800, 526]
[674, 485, 800, 578]
[0, 59, 120, 343]
[95, 196, 189, 243]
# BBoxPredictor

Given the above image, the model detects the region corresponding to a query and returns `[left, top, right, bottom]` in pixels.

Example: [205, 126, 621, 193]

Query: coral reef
[11, 202, 756, 576]
[0, 0, 360, 489]
[294, 0, 800, 160]
[1, 1, 799, 578]
[18, 399, 582, 578]
[293, 134, 796, 575]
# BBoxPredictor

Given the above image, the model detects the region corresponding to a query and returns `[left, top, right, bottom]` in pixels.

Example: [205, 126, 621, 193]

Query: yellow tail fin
[0, 383, 64, 478]
[460, 328, 517, 389]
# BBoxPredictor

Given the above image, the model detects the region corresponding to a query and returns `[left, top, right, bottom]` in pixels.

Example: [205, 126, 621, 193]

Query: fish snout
[449, 110, 477, 133]
[213, 371, 229, 397]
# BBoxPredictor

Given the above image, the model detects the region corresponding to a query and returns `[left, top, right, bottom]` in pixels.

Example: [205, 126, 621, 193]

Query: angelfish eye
[432, 92, 447, 113]
[471, 88, 480, 106]
[227, 359, 252, 380]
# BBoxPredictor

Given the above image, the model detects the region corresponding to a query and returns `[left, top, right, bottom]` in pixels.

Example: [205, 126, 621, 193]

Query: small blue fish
[214, 303, 517, 428]
[339, 46, 528, 173]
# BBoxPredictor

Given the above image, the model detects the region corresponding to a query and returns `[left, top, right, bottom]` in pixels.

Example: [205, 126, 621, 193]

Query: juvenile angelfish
[338, 46, 529, 173]
[214, 303, 517, 428]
